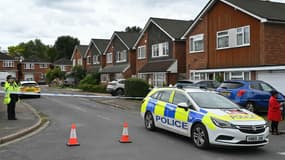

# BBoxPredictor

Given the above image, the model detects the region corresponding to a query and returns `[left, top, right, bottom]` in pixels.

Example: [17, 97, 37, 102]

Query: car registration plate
[246, 135, 264, 142]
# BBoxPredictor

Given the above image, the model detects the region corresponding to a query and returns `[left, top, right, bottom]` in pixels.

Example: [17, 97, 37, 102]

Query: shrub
[79, 72, 100, 85]
[78, 84, 107, 93]
[125, 78, 149, 97]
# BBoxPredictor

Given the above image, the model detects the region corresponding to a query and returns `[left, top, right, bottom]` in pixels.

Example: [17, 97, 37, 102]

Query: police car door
[154, 90, 174, 130]
[170, 90, 192, 136]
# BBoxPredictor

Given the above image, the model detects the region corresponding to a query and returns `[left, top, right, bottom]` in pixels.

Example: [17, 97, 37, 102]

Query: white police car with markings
[141, 87, 269, 148]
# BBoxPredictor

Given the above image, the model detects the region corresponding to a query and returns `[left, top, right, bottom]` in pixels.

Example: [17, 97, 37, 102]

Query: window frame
[3, 60, 14, 68]
[217, 30, 230, 49]
[93, 55, 100, 64]
[39, 63, 48, 69]
[137, 45, 146, 59]
[106, 52, 113, 64]
[116, 50, 127, 63]
[87, 56, 92, 64]
[189, 34, 204, 53]
[152, 42, 169, 58]
[24, 63, 35, 69]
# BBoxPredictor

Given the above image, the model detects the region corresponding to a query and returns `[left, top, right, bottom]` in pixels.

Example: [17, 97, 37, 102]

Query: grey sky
[0, 0, 285, 50]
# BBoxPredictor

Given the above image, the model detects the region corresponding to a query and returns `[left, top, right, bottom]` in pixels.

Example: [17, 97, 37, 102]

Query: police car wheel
[144, 112, 155, 131]
[191, 124, 209, 149]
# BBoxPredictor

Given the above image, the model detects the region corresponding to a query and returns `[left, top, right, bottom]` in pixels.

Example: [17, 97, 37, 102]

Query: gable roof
[103, 32, 139, 55]
[182, 0, 285, 38]
[133, 17, 193, 48]
[84, 39, 110, 57]
[0, 52, 15, 60]
[54, 58, 72, 65]
[71, 45, 88, 60]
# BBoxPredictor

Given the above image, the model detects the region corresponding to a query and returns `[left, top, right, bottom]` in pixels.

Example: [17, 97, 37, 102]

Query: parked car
[19, 81, 41, 98]
[141, 87, 268, 148]
[64, 77, 75, 87]
[193, 80, 220, 90]
[106, 79, 125, 96]
[216, 80, 285, 112]
[174, 80, 194, 88]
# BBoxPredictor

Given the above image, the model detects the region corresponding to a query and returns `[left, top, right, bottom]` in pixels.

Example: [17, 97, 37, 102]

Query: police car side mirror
[177, 102, 189, 111]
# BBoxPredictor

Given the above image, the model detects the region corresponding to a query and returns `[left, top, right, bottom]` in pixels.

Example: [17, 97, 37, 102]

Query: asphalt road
[0, 87, 285, 160]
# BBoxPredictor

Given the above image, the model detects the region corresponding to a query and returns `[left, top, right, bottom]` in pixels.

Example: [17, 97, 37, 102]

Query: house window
[224, 72, 251, 80]
[217, 25, 250, 49]
[78, 59, 82, 65]
[217, 31, 229, 49]
[106, 53, 112, 64]
[24, 63, 34, 69]
[138, 73, 147, 80]
[190, 34, 204, 53]
[73, 59, 76, 66]
[87, 56, 92, 64]
[3, 60, 14, 68]
[93, 55, 100, 64]
[152, 42, 169, 58]
[153, 72, 166, 87]
[60, 65, 66, 71]
[116, 50, 127, 63]
[237, 26, 250, 46]
[190, 72, 208, 81]
[137, 46, 146, 59]
[40, 64, 48, 68]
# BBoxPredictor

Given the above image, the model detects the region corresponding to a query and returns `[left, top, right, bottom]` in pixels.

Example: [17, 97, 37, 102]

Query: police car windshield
[188, 92, 239, 109]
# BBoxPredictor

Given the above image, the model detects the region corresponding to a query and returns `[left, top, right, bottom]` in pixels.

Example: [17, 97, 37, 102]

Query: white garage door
[257, 71, 285, 94]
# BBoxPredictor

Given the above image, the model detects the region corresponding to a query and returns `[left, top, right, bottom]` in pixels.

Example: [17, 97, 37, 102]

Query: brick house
[53, 58, 72, 73]
[101, 32, 139, 82]
[21, 57, 51, 82]
[183, 0, 285, 93]
[133, 17, 192, 87]
[0, 52, 17, 81]
[70, 45, 89, 69]
[84, 39, 109, 73]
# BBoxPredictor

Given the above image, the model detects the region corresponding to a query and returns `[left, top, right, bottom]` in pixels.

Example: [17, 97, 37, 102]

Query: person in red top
[267, 90, 282, 135]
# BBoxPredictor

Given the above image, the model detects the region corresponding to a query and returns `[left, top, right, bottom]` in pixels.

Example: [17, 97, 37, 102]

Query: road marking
[277, 152, 285, 155]
[97, 115, 111, 121]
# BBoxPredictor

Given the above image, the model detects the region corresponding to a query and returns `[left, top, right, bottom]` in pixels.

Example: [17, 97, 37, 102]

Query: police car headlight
[211, 117, 234, 129]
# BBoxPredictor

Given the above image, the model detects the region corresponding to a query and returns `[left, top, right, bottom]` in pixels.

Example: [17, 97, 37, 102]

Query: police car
[141, 87, 269, 148]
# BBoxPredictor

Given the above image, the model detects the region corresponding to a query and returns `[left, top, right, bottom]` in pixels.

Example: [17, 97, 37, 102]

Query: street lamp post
[16, 56, 24, 81]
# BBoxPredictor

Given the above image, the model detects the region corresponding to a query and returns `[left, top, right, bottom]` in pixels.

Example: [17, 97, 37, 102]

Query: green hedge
[125, 78, 149, 97]
[78, 84, 107, 93]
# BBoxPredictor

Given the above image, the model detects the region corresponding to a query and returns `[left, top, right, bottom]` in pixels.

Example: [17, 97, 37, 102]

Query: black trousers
[271, 121, 279, 132]
[7, 94, 18, 120]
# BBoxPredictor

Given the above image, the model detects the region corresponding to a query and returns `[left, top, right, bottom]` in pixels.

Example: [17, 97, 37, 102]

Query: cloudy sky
[0, 0, 285, 50]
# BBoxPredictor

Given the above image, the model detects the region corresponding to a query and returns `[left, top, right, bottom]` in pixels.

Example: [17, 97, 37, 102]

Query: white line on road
[97, 114, 112, 121]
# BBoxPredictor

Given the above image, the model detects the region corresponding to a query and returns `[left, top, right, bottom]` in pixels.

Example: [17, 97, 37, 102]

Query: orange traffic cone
[67, 123, 80, 146]
[119, 122, 132, 143]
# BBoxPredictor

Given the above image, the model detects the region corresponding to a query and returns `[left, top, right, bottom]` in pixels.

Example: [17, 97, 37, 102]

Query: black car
[174, 80, 194, 88]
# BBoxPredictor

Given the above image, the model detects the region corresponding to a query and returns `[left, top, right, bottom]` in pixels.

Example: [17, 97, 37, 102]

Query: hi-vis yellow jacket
[3, 81, 20, 105]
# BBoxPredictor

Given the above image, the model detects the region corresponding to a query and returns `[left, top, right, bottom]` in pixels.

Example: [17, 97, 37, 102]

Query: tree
[124, 26, 142, 33]
[45, 66, 65, 83]
[46, 47, 57, 63]
[8, 39, 49, 60]
[8, 45, 25, 57]
[54, 36, 80, 60]
[70, 65, 86, 85]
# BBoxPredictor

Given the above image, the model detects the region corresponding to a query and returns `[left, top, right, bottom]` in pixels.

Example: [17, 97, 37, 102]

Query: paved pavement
[0, 97, 42, 145]
[1, 89, 285, 145]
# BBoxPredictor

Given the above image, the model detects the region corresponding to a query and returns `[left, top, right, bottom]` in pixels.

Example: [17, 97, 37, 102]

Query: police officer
[3, 75, 20, 120]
